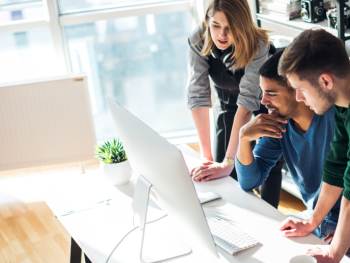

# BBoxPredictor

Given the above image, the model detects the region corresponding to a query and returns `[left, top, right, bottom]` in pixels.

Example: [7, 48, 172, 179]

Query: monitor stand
[132, 175, 192, 263]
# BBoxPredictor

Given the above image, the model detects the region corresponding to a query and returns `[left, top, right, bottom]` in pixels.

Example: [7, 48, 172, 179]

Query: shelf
[257, 13, 350, 38]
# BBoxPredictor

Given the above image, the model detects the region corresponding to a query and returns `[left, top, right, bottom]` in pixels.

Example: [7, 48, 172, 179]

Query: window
[0, 0, 46, 25]
[0, 0, 196, 142]
[58, 0, 174, 14]
[65, 11, 194, 140]
[0, 0, 39, 4]
[0, 28, 62, 84]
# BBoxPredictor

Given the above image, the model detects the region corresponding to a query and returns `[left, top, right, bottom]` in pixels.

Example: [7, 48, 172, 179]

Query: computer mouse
[198, 192, 222, 204]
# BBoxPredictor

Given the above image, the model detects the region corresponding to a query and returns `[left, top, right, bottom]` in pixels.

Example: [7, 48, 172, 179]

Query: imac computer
[106, 96, 218, 261]
[106, 96, 260, 263]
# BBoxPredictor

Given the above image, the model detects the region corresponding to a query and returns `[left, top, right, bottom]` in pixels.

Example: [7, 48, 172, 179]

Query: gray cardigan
[186, 25, 270, 111]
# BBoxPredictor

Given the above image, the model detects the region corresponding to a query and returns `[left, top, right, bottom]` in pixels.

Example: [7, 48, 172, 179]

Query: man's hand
[190, 161, 233, 182]
[240, 113, 287, 142]
[323, 232, 350, 254]
[305, 247, 339, 263]
[279, 217, 317, 237]
[324, 232, 335, 243]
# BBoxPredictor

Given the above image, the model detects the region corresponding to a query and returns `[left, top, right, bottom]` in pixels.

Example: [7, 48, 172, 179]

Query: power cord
[105, 214, 168, 263]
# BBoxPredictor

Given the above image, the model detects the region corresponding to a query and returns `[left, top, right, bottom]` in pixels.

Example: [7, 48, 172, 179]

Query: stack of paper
[260, 0, 301, 20]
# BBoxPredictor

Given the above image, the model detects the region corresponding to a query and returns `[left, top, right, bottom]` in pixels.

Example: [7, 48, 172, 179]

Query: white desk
[43, 145, 350, 263]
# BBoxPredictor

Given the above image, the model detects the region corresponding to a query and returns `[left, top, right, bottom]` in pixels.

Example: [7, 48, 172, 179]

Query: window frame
[0, 18, 48, 33]
[0, 0, 203, 142]
[60, 1, 191, 26]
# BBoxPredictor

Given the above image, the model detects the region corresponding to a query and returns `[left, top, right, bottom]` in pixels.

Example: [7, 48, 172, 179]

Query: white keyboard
[206, 216, 261, 255]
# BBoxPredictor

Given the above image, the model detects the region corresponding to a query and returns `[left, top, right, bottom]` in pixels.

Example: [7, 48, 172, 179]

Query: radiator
[0, 74, 97, 171]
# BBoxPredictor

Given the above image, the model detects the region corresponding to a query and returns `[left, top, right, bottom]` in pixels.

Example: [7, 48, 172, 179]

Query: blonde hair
[198, 0, 269, 69]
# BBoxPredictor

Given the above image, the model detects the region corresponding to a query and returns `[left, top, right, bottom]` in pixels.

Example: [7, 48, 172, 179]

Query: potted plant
[95, 138, 133, 185]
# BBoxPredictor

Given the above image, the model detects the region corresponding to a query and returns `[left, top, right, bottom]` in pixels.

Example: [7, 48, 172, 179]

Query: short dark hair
[278, 28, 350, 87]
[259, 50, 292, 91]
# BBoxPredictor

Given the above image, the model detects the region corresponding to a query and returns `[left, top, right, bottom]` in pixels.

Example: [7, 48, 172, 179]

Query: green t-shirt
[323, 104, 350, 201]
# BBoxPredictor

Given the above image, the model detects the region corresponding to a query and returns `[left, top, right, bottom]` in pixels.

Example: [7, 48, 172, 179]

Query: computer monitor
[106, 96, 219, 261]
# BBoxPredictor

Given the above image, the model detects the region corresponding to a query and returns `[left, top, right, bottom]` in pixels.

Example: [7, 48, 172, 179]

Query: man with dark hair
[236, 51, 341, 241]
[278, 28, 350, 262]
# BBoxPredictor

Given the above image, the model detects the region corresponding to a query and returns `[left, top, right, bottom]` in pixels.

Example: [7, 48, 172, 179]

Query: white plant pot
[100, 160, 133, 186]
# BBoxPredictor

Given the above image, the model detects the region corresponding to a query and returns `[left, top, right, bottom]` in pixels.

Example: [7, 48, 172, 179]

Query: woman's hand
[190, 161, 233, 182]
[201, 156, 214, 165]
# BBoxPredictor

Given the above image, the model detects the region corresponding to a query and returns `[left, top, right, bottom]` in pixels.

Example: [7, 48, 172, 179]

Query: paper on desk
[43, 172, 115, 217]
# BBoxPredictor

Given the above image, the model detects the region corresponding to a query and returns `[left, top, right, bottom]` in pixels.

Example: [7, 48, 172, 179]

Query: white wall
[261, 21, 302, 38]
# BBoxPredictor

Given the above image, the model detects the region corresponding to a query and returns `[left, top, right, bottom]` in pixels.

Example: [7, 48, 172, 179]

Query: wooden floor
[0, 161, 100, 263]
[0, 144, 306, 263]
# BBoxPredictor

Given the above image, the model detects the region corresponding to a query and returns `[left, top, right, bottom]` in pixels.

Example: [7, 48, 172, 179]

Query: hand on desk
[305, 247, 338, 263]
[304, 231, 350, 262]
[191, 161, 233, 182]
[201, 157, 214, 166]
[279, 217, 316, 237]
[279, 219, 345, 262]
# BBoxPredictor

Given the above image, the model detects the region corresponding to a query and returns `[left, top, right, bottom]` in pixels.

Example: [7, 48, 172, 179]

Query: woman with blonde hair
[187, 0, 283, 207]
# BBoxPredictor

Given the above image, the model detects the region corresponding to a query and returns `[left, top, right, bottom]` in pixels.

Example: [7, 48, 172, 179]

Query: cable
[105, 214, 168, 263]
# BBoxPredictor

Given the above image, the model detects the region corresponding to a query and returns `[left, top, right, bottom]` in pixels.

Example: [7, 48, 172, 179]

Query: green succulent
[95, 138, 128, 164]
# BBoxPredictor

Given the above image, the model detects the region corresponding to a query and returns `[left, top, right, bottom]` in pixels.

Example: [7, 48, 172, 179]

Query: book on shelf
[259, 0, 301, 20]
[260, 8, 301, 20]
[260, 1, 300, 9]
[261, 0, 300, 3]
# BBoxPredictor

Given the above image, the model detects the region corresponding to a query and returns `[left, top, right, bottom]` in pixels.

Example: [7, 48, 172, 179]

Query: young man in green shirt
[278, 29, 350, 263]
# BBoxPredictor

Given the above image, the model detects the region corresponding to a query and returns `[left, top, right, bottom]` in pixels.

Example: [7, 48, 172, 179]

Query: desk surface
[43, 145, 350, 263]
